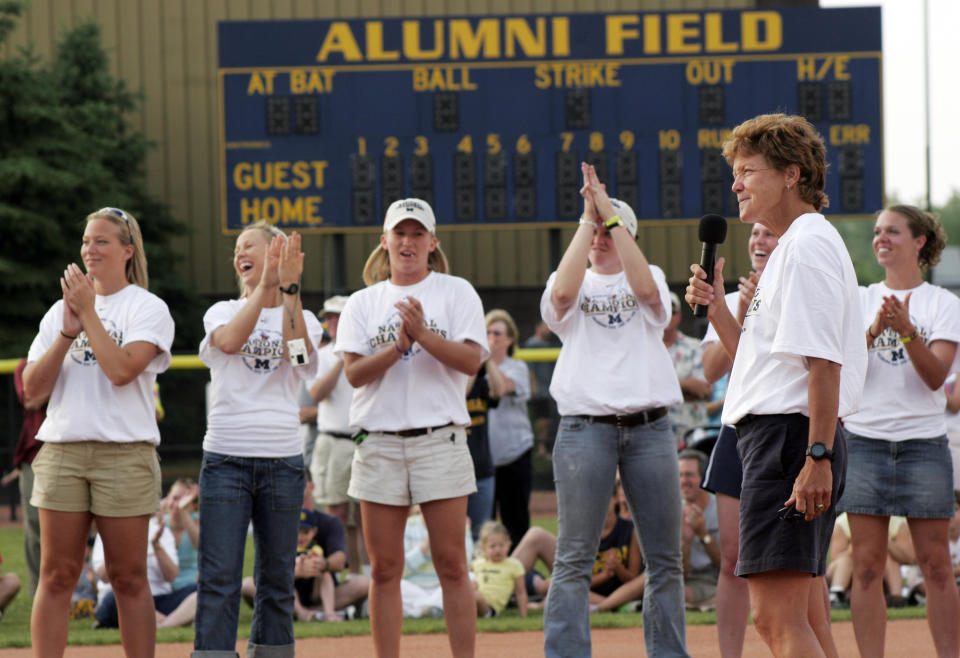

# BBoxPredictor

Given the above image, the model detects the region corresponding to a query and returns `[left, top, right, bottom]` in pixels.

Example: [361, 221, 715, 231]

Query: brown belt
[577, 407, 667, 428]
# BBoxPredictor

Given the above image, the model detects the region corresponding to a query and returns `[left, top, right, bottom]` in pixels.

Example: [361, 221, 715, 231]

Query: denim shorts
[837, 430, 954, 518]
[736, 414, 845, 577]
[701, 425, 742, 499]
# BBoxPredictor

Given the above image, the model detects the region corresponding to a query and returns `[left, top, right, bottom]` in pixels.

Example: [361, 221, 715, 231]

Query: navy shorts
[735, 414, 845, 578]
[701, 425, 742, 499]
[837, 430, 954, 518]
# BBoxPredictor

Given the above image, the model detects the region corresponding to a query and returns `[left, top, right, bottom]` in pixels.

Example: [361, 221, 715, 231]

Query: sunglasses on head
[98, 207, 133, 232]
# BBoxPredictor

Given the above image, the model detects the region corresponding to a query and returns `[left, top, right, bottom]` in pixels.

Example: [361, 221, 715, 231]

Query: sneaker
[627, 600, 643, 613]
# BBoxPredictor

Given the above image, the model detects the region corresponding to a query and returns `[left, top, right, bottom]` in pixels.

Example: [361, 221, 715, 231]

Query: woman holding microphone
[541, 163, 688, 658]
[839, 205, 960, 657]
[336, 198, 487, 658]
[193, 221, 324, 657]
[24, 207, 174, 657]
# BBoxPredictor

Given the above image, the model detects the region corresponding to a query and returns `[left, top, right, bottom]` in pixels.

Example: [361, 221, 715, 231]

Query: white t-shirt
[314, 343, 353, 434]
[843, 282, 960, 440]
[335, 272, 488, 432]
[200, 300, 325, 457]
[487, 357, 535, 467]
[27, 285, 174, 444]
[93, 516, 178, 601]
[541, 266, 682, 416]
[701, 291, 740, 347]
[722, 214, 866, 426]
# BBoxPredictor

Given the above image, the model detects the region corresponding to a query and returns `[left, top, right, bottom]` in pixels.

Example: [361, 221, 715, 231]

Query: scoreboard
[217, 7, 882, 234]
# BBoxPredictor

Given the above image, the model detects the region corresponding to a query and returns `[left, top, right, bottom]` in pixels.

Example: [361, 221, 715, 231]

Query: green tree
[0, 3, 203, 357]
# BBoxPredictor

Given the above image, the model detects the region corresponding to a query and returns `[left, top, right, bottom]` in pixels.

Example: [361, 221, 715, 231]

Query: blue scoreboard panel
[218, 7, 881, 233]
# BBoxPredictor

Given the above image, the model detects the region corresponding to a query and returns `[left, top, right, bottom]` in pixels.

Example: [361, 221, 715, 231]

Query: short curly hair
[882, 205, 947, 271]
[722, 113, 829, 211]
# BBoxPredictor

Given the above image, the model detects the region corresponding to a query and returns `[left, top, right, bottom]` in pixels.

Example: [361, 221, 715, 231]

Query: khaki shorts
[310, 432, 356, 507]
[31, 441, 161, 517]
[347, 426, 476, 506]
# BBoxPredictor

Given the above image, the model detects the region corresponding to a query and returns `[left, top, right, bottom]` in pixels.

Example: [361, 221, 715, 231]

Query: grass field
[0, 519, 927, 649]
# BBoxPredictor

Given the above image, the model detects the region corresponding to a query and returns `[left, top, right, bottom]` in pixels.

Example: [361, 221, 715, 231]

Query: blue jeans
[544, 415, 689, 658]
[193, 452, 304, 658]
[466, 475, 495, 542]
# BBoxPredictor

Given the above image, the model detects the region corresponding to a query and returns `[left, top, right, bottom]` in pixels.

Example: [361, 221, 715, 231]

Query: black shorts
[701, 425, 742, 499]
[735, 414, 845, 578]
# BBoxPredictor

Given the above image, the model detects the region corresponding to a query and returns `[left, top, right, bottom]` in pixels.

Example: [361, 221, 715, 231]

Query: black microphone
[693, 214, 728, 318]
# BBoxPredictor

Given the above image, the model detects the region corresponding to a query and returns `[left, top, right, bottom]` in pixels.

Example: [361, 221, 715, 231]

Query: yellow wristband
[605, 215, 623, 230]
[900, 329, 919, 343]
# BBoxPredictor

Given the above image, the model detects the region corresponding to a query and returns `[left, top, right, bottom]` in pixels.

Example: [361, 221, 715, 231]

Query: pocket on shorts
[270, 455, 305, 512]
[132, 443, 163, 504]
[30, 442, 61, 501]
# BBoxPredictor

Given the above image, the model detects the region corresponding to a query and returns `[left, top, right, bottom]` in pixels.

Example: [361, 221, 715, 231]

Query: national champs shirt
[335, 271, 489, 432]
[843, 281, 960, 440]
[27, 284, 174, 444]
[201, 300, 325, 457]
[540, 265, 682, 416]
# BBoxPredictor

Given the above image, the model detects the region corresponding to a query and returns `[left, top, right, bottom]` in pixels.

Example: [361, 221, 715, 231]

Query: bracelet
[900, 328, 919, 344]
[578, 217, 594, 227]
[867, 326, 878, 340]
[60, 330, 78, 340]
[604, 215, 623, 230]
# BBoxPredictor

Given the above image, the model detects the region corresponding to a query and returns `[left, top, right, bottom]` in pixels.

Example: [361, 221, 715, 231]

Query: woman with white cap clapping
[336, 198, 488, 657]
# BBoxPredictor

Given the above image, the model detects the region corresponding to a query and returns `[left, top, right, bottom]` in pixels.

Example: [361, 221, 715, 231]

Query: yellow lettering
[366, 22, 399, 61]
[531, 62, 621, 88]
[233, 162, 327, 193]
[505, 17, 546, 58]
[605, 15, 640, 56]
[534, 64, 550, 89]
[659, 130, 680, 150]
[316, 22, 363, 62]
[402, 20, 444, 60]
[234, 163, 253, 191]
[704, 13, 738, 53]
[273, 162, 290, 190]
[797, 57, 817, 81]
[292, 162, 312, 189]
[240, 196, 323, 227]
[552, 17, 570, 57]
[246, 71, 276, 95]
[685, 59, 735, 85]
[449, 19, 500, 59]
[411, 66, 476, 91]
[288, 69, 336, 95]
[667, 14, 701, 54]
[697, 128, 733, 148]
[835, 55, 850, 80]
[829, 124, 870, 145]
[311, 161, 328, 188]
[742, 11, 782, 52]
[644, 15, 661, 55]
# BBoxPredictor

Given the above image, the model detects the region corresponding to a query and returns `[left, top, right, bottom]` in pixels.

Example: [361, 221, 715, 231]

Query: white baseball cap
[383, 198, 436, 234]
[608, 198, 638, 238]
[320, 295, 349, 316]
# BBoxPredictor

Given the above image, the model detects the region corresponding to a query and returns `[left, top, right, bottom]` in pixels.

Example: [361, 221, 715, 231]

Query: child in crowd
[294, 509, 340, 622]
[70, 534, 98, 619]
[472, 521, 527, 618]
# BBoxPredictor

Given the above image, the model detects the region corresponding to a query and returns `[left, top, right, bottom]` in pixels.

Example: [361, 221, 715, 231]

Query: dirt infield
[0, 619, 935, 656]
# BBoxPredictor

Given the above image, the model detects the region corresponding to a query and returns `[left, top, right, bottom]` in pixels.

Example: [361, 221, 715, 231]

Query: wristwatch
[279, 282, 300, 295]
[805, 442, 835, 462]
